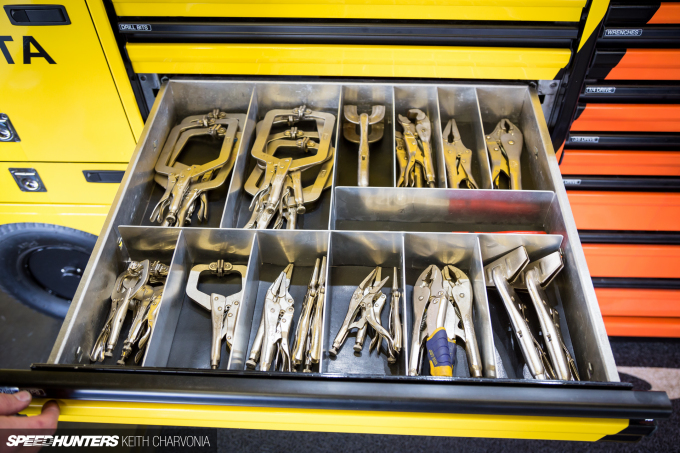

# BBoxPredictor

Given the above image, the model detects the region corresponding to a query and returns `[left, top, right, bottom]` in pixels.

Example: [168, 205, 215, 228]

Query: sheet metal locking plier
[186, 259, 247, 369]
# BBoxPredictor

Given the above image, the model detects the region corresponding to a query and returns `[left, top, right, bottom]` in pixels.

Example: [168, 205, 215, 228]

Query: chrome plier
[485, 119, 523, 190]
[443, 119, 477, 189]
[186, 260, 247, 369]
[442, 265, 482, 377]
[329, 267, 396, 361]
[246, 264, 295, 372]
[409, 265, 453, 377]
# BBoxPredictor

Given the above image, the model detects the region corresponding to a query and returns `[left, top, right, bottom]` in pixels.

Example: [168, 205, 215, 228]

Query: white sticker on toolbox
[563, 179, 581, 185]
[119, 24, 152, 31]
[569, 136, 599, 143]
[604, 28, 643, 37]
[585, 87, 616, 94]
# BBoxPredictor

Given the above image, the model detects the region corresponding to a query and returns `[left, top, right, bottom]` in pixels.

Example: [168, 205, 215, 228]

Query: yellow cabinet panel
[0, 203, 110, 235]
[0, 162, 126, 204]
[0, 0, 136, 163]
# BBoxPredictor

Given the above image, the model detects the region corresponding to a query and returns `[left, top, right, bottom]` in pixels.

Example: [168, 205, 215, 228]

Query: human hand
[0, 392, 59, 431]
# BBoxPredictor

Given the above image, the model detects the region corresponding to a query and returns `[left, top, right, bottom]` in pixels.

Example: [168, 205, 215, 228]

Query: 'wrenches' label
[569, 136, 599, 143]
[119, 24, 152, 31]
[604, 28, 642, 37]
[562, 179, 581, 185]
[585, 86, 615, 94]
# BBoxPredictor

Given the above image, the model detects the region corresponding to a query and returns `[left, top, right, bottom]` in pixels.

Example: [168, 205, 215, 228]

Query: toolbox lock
[9, 168, 46, 192]
[0, 113, 20, 142]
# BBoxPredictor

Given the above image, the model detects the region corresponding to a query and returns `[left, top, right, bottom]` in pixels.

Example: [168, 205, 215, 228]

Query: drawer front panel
[0, 203, 110, 235]
[583, 243, 680, 278]
[559, 150, 680, 176]
[568, 191, 680, 231]
[597, 288, 680, 318]
[0, 162, 126, 204]
[571, 104, 680, 133]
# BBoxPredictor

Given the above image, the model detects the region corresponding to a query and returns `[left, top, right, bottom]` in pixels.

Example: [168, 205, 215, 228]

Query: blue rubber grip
[426, 327, 453, 377]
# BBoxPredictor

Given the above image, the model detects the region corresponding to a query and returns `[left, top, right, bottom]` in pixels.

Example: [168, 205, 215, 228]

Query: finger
[0, 401, 60, 432]
[0, 392, 32, 416]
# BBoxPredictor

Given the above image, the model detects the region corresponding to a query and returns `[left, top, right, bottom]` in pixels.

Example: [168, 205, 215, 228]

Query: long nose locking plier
[246, 264, 295, 372]
[484, 247, 550, 380]
[329, 267, 396, 361]
[485, 119, 523, 190]
[442, 265, 482, 377]
[118, 285, 165, 365]
[292, 257, 328, 371]
[443, 119, 477, 189]
[186, 260, 247, 369]
[513, 251, 579, 381]
[409, 265, 454, 377]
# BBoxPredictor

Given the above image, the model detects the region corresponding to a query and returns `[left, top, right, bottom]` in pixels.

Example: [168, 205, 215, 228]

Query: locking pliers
[485, 119, 523, 190]
[246, 264, 295, 372]
[442, 265, 482, 377]
[443, 119, 477, 189]
[186, 260, 247, 369]
[343, 105, 385, 187]
[409, 265, 454, 377]
[396, 110, 436, 188]
[329, 267, 396, 361]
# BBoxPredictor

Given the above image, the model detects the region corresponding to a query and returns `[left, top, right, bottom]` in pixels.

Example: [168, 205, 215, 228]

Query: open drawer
[1, 79, 671, 442]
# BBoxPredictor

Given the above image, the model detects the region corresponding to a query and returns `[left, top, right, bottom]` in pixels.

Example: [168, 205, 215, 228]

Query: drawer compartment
[5, 79, 669, 440]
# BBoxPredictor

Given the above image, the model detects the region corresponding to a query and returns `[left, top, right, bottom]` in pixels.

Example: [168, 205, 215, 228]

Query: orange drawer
[596, 288, 680, 318]
[603, 316, 680, 337]
[560, 150, 680, 176]
[606, 49, 680, 80]
[568, 191, 680, 231]
[649, 3, 680, 24]
[584, 243, 680, 278]
[571, 105, 680, 133]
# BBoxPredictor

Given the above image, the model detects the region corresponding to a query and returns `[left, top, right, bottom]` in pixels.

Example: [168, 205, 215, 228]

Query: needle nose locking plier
[443, 119, 478, 189]
[329, 267, 397, 361]
[247, 264, 295, 372]
[186, 259, 247, 369]
[485, 119, 524, 190]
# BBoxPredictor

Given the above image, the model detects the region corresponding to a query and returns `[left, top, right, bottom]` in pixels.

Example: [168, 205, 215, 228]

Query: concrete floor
[1, 288, 678, 452]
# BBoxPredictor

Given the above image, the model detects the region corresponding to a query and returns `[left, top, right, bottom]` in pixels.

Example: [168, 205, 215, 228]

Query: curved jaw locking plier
[485, 119, 523, 190]
[186, 260, 247, 369]
[513, 251, 579, 381]
[484, 247, 549, 380]
[329, 267, 397, 361]
[409, 265, 455, 377]
[442, 265, 482, 377]
[246, 265, 295, 372]
[396, 110, 436, 188]
[90, 260, 151, 362]
[443, 119, 478, 189]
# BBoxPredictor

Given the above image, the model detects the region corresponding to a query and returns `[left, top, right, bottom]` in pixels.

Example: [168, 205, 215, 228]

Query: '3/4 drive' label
[585, 86, 615, 94]
[569, 136, 599, 143]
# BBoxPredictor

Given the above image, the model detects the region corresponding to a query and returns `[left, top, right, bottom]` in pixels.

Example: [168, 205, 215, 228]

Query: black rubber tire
[0, 223, 96, 318]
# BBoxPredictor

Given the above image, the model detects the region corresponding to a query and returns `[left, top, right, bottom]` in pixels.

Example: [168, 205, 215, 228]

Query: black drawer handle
[4, 5, 70, 25]
[83, 170, 124, 183]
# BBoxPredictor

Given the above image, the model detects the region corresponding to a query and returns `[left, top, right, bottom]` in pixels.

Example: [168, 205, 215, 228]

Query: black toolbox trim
[566, 132, 680, 150]
[0, 368, 672, 420]
[579, 230, 680, 244]
[563, 175, 680, 191]
[116, 19, 578, 48]
[580, 83, 680, 103]
[592, 277, 680, 290]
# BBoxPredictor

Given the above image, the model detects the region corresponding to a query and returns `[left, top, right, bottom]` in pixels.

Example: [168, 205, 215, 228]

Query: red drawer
[571, 105, 680, 133]
[568, 191, 680, 231]
[583, 243, 680, 278]
[603, 316, 680, 337]
[560, 150, 680, 176]
[596, 288, 680, 318]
